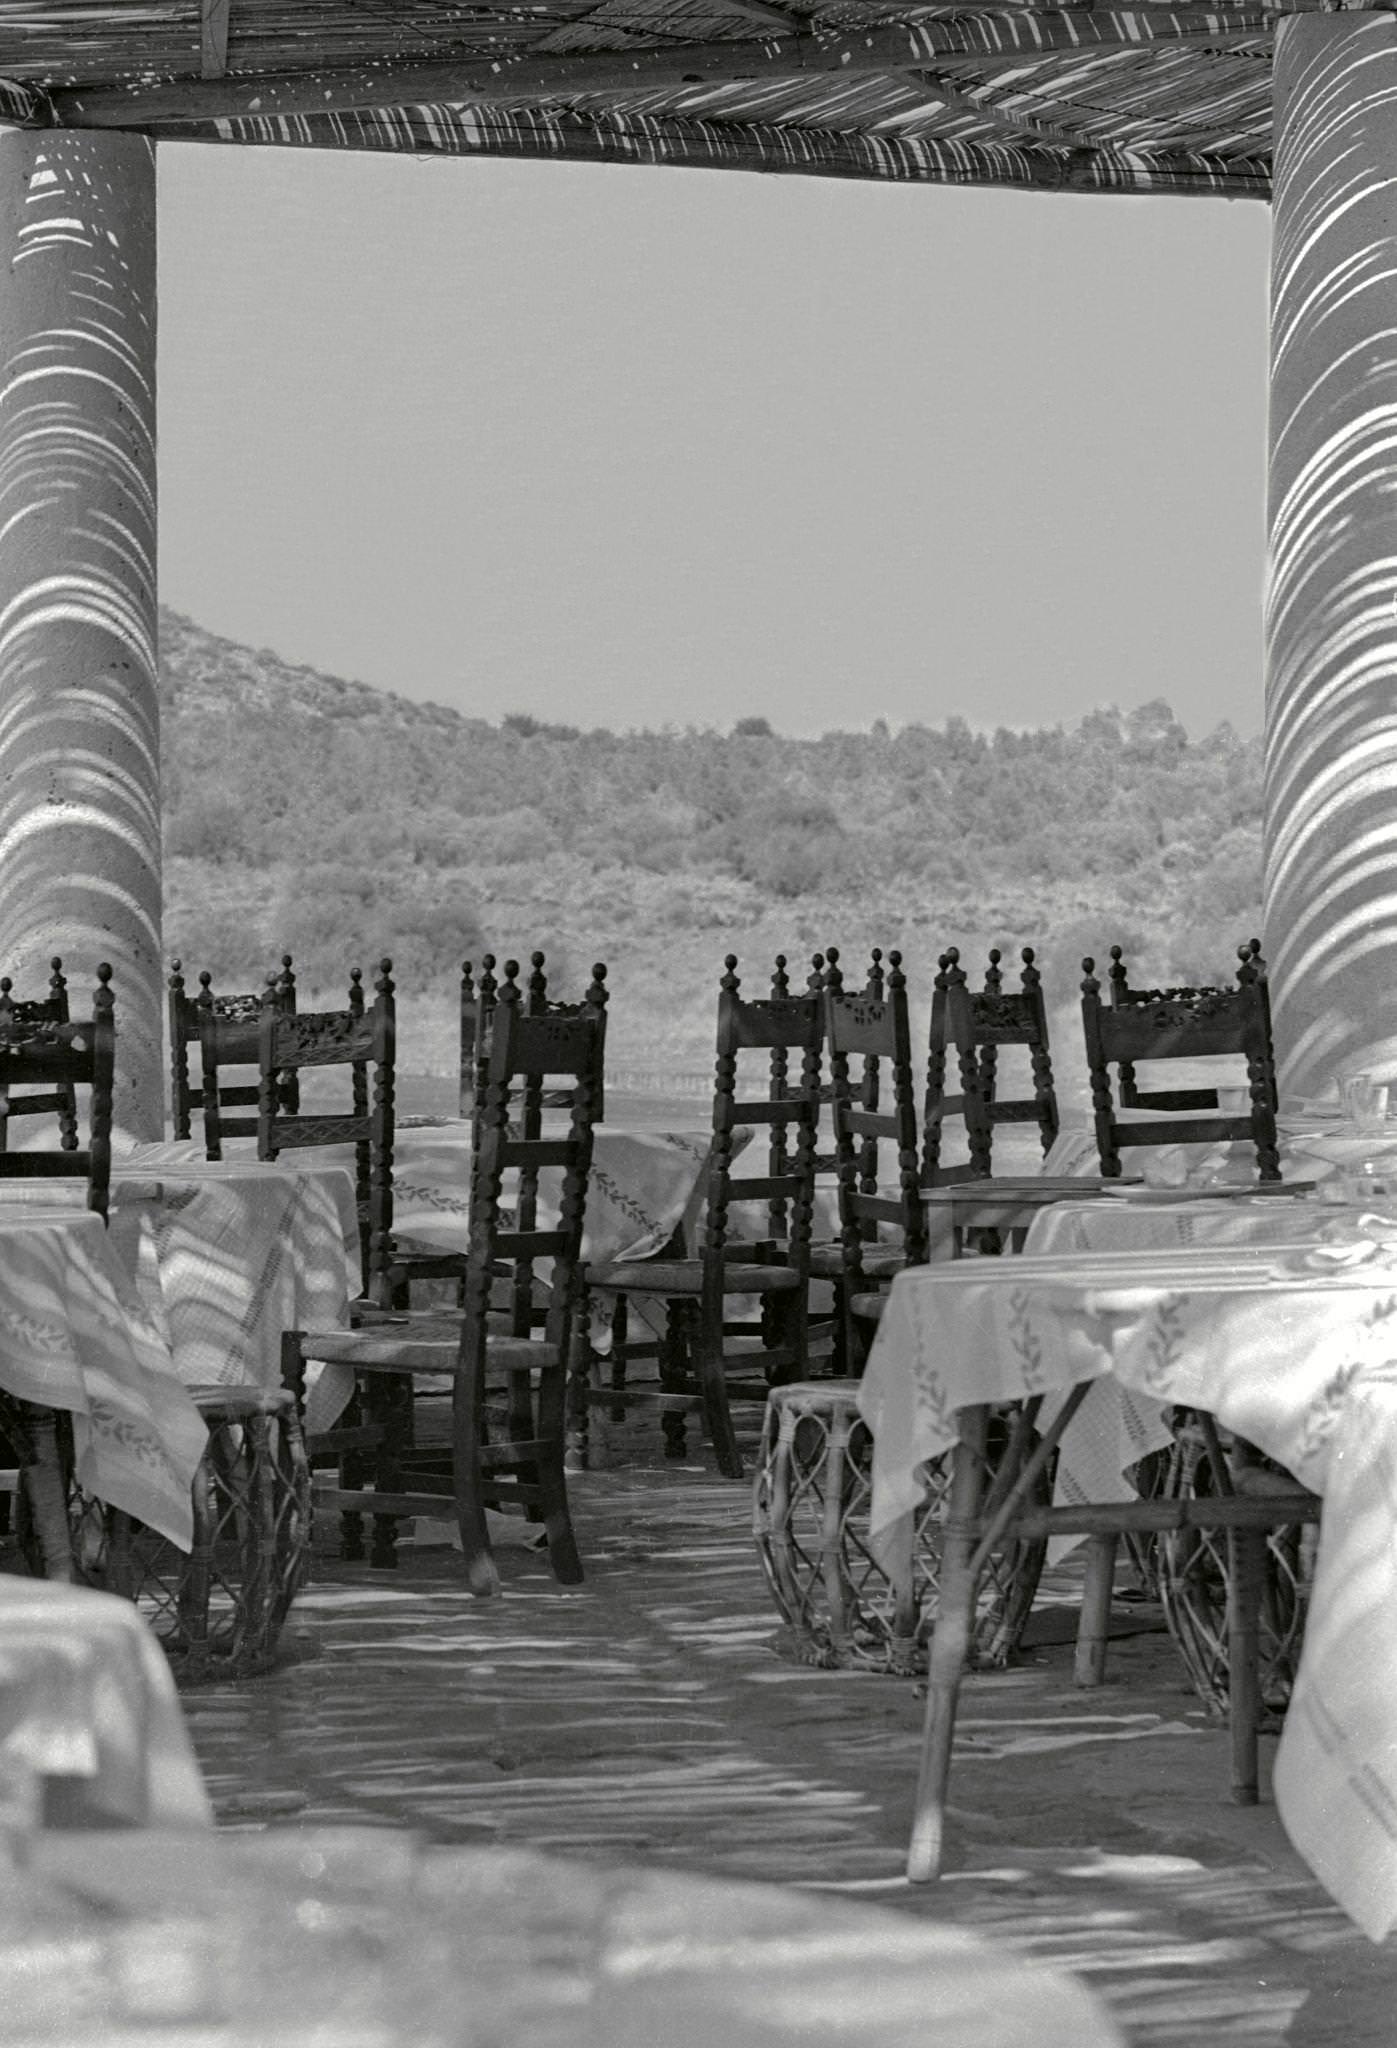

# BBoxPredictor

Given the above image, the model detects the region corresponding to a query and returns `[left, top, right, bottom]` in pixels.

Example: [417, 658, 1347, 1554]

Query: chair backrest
[699, 956, 823, 1295]
[0, 965, 115, 1219]
[458, 955, 498, 1119]
[493, 955, 609, 1332]
[257, 959, 397, 1296]
[0, 957, 76, 1153]
[825, 950, 928, 1284]
[1082, 947, 1281, 1181]
[461, 968, 607, 1370]
[169, 955, 298, 1153]
[1106, 942, 1276, 1113]
[963, 946, 1058, 1158]
[922, 949, 998, 1185]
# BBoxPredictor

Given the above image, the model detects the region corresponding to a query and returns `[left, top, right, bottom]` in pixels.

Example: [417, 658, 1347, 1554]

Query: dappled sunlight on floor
[179, 1437, 1397, 2047]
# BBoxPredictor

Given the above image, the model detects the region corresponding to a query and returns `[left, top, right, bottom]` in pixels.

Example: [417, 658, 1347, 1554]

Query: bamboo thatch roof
[0, 0, 1290, 198]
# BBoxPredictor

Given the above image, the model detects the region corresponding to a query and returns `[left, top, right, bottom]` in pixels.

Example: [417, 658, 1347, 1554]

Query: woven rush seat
[753, 1380, 1044, 1675]
[69, 1382, 310, 1686]
[301, 1323, 554, 1374]
[808, 1241, 905, 1283]
[584, 1259, 802, 1296]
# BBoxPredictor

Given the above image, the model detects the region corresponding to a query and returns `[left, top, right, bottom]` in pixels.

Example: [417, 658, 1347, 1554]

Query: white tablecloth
[0, 1574, 211, 1828]
[0, 1208, 206, 1550]
[859, 1242, 1397, 1939]
[386, 1119, 729, 1263]
[12, 1830, 1121, 2047]
[108, 1143, 362, 1435]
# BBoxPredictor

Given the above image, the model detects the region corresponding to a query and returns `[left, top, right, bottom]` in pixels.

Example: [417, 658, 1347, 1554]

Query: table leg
[908, 1405, 988, 1883]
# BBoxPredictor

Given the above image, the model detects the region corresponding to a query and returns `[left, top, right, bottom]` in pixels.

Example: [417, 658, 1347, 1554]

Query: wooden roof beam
[41, 9, 1274, 128]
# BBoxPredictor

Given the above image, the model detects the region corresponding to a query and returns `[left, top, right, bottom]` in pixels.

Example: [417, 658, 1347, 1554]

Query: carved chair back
[480, 956, 609, 1334]
[1107, 942, 1276, 1113]
[922, 948, 1010, 1185]
[1082, 947, 1281, 1181]
[463, 969, 607, 1379]
[825, 950, 928, 1290]
[699, 956, 823, 1310]
[169, 955, 299, 1155]
[257, 959, 396, 1296]
[0, 965, 115, 1219]
[0, 957, 77, 1154]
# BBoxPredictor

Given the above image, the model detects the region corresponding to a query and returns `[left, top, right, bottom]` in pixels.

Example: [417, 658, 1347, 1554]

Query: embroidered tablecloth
[858, 1242, 1397, 1938]
[0, 1208, 206, 1550]
[0, 1575, 211, 1828]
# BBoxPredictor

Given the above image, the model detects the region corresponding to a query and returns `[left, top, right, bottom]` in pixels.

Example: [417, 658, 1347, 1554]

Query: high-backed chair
[257, 960, 397, 1297]
[0, 963, 115, 1219]
[809, 949, 928, 1371]
[1106, 942, 1277, 1115]
[1082, 947, 1282, 1182]
[0, 963, 117, 1571]
[281, 967, 606, 1594]
[169, 955, 298, 1156]
[923, 946, 1058, 1185]
[0, 957, 77, 1157]
[574, 955, 821, 1479]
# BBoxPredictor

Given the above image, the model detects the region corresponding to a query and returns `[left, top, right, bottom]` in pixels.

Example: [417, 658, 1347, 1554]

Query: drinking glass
[1341, 1072, 1390, 1135]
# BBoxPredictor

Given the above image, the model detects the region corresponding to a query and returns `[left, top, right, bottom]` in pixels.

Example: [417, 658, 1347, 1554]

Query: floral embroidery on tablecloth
[85, 1399, 182, 1480]
[1006, 1288, 1048, 1391]
[1140, 1295, 1186, 1397]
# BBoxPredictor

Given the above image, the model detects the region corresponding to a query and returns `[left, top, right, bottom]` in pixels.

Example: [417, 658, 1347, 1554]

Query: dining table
[857, 1227, 1397, 1940]
[0, 1574, 211, 1831]
[6, 1826, 1123, 2047]
[0, 1203, 207, 1551]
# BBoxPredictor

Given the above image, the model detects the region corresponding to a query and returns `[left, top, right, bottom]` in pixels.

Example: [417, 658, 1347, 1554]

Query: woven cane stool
[753, 1381, 1046, 1674]
[71, 1384, 311, 1685]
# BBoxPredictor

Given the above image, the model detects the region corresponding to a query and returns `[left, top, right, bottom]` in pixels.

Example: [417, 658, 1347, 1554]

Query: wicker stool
[753, 1381, 1046, 1673]
[72, 1384, 311, 1685]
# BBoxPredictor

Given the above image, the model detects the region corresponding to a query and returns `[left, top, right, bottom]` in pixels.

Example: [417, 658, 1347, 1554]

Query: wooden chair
[0, 962, 114, 1220]
[457, 954, 497, 1120]
[0, 957, 77, 1156]
[905, 1393, 1319, 1882]
[923, 946, 1058, 1185]
[281, 967, 606, 1594]
[809, 949, 928, 1371]
[168, 955, 297, 1155]
[1106, 941, 1277, 1115]
[257, 959, 396, 1298]
[0, 964, 116, 1577]
[1082, 947, 1282, 1182]
[574, 955, 821, 1480]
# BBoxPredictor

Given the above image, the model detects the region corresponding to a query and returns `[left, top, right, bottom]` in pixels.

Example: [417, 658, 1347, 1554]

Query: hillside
[160, 608, 1265, 1077]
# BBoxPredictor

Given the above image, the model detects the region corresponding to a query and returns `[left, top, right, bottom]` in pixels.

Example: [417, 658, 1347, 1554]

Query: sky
[156, 143, 1272, 742]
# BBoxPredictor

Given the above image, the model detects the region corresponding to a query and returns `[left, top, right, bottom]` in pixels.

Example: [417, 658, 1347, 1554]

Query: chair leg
[608, 1295, 630, 1423]
[534, 1365, 583, 1585]
[692, 1306, 743, 1480]
[1228, 1524, 1266, 1804]
[660, 1302, 691, 1461]
[452, 1363, 500, 1598]
[364, 1377, 405, 1571]
[566, 1310, 592, 1470]
[908, 1408, 988, 1882]
[1074, 1532, 1118, 1688]
[22, 1411, 74, 1583]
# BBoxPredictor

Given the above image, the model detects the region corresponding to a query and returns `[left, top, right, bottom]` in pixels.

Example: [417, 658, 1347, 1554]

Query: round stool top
[766, 1380, 863, 1411]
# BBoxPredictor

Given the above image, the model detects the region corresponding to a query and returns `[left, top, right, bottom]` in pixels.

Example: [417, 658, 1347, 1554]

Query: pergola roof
[1, 0, 1295, 199]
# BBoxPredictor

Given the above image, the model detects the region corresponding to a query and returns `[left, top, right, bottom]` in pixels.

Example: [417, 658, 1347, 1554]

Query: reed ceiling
[0, 0, 1314, 197]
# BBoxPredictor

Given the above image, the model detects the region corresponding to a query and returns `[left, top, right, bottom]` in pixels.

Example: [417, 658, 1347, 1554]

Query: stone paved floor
[176, 1421, 1397, 2048]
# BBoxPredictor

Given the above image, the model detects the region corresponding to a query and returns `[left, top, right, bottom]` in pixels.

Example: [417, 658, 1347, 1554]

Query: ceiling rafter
[40, 8, 1274, 128]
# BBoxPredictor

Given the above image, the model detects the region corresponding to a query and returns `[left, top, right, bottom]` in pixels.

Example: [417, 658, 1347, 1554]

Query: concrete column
[1266, 11, 1397, 1105]
[0, 130, 161, 1136]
